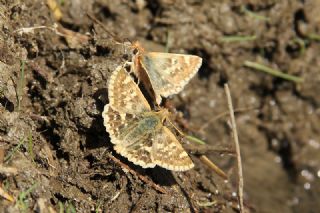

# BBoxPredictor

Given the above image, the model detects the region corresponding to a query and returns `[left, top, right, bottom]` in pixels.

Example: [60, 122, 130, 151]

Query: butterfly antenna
[166, 117, 185, 137]
[87, 12, 123, 45]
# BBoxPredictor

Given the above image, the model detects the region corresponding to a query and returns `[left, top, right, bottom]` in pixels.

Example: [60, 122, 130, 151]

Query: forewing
[140, 52, 202, 104]
[151, 126, 194, 171]
[108, 65, 151, 113]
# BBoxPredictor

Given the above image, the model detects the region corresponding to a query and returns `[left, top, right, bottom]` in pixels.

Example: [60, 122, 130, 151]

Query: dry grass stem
[224, 84, 244, 212]
[199, 155, 227, 180]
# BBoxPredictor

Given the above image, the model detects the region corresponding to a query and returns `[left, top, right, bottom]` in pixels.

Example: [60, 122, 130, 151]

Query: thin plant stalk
[244, 61, 303, 83]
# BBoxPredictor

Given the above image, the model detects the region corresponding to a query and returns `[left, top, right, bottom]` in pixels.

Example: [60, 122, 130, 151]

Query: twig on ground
[184, 132, 229, 180]
[199, 155, 228, 180]
[0, 165, 18, 175]
[110, 191, 121, 202]
[184, 144, 235, 155]
[14, 26, 50, 35]
[224, 84, 244, 212]
[196, 200, 218, 207]
[14, 24, 81, 40]
[29, 113, 50, 125]
[108, 154, 167, 194]
[17, 60, 25, 111]
[55, 26, 90, 48]
[0, 147, 4, 163]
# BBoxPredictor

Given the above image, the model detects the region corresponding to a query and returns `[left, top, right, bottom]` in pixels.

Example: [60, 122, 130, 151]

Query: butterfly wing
[139, 52, 202, 104]
[114, 133, 156, 168]
[151, 126, 194, 171]
[103, 105, 156, 168]
[108, 65, 151, 114]
[102, 104, 135, 145]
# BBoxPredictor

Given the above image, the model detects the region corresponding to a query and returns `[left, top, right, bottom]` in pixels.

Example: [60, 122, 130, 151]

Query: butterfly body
[119, 112, 163, 144]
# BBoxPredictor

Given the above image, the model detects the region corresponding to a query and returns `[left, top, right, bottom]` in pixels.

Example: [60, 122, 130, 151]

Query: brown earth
[0, 0, 320, 212]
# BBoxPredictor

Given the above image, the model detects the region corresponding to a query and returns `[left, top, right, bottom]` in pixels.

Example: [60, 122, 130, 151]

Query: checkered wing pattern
[139, 52, 202, 104]
[108, 65, 151, 114]
[151, 126, 194, 171]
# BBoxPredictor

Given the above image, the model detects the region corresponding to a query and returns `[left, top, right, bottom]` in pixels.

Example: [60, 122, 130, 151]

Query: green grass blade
[4, 137, 26, 162]
[307, 33, 320, 41]
[244, 61, 304, 83]
[242, 6, 270, 21]
[185, 135, 206, 145]
[17, 182, 38, 211]
[58, 201, 64, 213]
[66, 203, 76, 213]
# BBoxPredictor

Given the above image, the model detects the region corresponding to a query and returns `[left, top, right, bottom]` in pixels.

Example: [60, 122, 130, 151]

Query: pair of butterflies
[102, 43, 202, 171]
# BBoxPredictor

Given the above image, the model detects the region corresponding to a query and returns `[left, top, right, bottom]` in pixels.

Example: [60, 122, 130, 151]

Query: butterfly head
[131, 41, 145, 55]
[154, 108, 170, 122]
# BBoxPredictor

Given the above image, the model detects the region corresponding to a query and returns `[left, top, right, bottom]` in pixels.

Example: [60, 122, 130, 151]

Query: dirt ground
[0, 0, 320, 212]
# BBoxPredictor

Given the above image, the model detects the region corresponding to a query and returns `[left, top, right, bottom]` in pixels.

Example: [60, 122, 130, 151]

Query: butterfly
[102, 65, 194, 171]
[129, 42, 203, 104]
